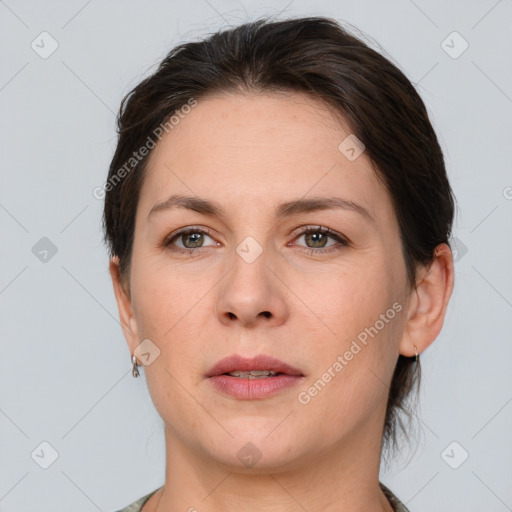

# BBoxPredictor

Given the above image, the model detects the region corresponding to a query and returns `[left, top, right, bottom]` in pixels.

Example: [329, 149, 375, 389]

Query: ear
[399, 243, 454, 357]
[109, 256, 140, 356]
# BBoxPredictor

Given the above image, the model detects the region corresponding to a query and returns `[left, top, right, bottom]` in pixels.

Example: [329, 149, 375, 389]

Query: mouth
[223, 370, 284, 378]
[206, 354, 304, 378]
[206, 354, 305, 400]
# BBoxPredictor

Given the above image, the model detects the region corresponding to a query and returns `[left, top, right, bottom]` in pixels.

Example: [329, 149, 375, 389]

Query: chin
[206, 427, 305, 471]
[209, 443, 304, 473]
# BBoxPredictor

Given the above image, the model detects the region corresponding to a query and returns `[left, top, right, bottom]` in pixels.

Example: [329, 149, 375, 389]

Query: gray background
[1, 0, 511, 511]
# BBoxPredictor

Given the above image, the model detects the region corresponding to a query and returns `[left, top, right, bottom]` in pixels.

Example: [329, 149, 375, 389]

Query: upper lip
[206, 354, 303, 377]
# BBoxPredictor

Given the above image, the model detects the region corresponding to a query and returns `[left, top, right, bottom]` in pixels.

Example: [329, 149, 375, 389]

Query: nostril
[260, 311, 271, 318]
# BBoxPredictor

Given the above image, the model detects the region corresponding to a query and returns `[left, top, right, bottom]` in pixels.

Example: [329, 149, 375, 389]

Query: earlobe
[109, 256, 139, 352]
[399, 243, 454, 357]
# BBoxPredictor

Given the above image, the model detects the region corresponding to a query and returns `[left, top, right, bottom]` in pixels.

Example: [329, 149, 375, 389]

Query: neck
[147, 423, 394, 512]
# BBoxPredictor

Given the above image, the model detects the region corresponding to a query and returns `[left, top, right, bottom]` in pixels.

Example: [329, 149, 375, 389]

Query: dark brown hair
[102, 16, 455, 451]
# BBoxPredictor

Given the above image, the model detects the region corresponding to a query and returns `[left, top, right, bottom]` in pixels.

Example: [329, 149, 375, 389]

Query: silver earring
[414, 345, 419, 362]
[132, 354, 140, 378]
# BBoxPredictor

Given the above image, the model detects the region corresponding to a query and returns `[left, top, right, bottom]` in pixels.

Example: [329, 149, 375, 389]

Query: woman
[104, 16, 455, 512]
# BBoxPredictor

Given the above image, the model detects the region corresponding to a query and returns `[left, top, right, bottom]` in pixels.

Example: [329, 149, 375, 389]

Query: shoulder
[379, 482, 410, 512]
[113, 487, 161, 512]
[116, 484, 408, 511]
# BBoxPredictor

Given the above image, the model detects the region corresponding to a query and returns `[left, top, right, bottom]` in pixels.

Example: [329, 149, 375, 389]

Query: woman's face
[115, 91, 414, 470]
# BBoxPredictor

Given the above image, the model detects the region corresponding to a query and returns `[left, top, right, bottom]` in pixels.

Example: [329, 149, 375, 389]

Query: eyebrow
[147, 194, 374, 222]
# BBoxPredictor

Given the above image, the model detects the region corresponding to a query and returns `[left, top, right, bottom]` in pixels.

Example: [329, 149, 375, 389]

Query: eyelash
[291, 226, 349, 255]
[163, 225, 349, 256]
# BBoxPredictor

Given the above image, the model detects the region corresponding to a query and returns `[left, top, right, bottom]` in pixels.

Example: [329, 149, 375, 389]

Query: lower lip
[208, 374, 304, 399]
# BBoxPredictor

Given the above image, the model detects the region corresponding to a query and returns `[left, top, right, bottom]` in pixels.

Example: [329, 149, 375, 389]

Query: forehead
[137, 91, 394, 226]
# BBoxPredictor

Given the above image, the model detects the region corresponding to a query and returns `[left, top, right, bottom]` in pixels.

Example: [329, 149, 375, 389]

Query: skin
[109, 91, 454, 512]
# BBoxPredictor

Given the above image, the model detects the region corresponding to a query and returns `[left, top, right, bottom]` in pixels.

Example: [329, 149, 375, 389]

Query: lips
[206, 354, 303, 378]
[206, 354, 305, 400]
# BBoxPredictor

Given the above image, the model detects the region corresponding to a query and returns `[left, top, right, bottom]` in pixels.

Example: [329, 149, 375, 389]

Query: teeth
[227, 370, 278, 378]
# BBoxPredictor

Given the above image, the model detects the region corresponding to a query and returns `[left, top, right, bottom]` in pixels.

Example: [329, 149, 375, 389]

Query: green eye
[164, 227, 218, 252]
[295, 226, 349, 254]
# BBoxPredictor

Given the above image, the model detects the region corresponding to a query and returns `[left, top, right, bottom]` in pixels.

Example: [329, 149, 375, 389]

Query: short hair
[102, 16, 455, 451]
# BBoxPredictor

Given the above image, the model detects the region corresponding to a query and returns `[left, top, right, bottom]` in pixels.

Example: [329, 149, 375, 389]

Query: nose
[215, 246, 289, 329]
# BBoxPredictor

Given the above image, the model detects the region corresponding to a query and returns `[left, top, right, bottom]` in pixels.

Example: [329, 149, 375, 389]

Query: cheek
[293, 258, 397, 344]
[131, 254, 209, 338]
[294, 259, 403, 399]
[132, 269, 213, 427]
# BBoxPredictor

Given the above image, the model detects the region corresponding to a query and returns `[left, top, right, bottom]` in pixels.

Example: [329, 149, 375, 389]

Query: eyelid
[163, 225, 219, 248]
[291, 224, 348, 239]
[290, 225, 350, 249]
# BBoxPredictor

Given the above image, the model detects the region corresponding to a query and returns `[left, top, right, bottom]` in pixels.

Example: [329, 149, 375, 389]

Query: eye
[292, 226, 349, 254]
[162, 225, 349, 256]
[163, 227, 219, 253]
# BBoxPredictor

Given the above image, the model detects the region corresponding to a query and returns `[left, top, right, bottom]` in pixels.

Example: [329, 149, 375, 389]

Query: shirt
[114, 482, 410, 511]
